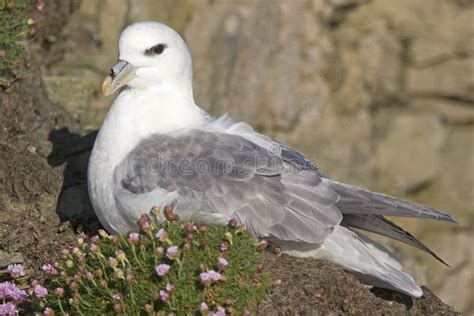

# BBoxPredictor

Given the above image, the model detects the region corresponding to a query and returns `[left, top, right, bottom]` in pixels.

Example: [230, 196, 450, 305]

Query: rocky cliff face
[41, 0, 473, 312]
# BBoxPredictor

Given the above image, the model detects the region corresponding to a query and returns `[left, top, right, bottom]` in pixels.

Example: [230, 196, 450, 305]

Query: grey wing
[328, 180, 457, 223]
[278, 141, 455, 264]
[341, 214, 448, 265]
[279, 142, 328, 177]
[113, 129, 343, 244]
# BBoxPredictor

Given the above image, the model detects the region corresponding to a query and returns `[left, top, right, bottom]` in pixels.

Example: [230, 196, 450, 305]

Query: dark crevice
[408, 92, 474, 105]
[410, 51, 474, 69]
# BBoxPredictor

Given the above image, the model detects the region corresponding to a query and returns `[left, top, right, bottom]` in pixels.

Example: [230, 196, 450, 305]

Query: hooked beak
[101, 60, 137, 97]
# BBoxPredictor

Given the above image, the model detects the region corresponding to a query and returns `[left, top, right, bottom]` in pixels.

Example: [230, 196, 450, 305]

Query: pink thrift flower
[228, 218, 239, 228]
[155, 228, 168, 241]
[144, 304, 153, 312]
[42, 263, 58, 276]
[98, 229, 109, 238]
[217, 257, 228, 270]
[141, 221, 152, 232]
[155, 264, 170, 277]
[54, 287, 64, 298]
[208, 270, 223, 281]
[34, 284, 48, 298]
[44, 307, 55, 316]
[199, 272, 212, 286]
[198, 225, 209, 233]
[90, 235, 100, 244]
[183, 222, 194, 232]
[114, 268, 125, 279]
[115, 250, 126, 262]
[0, 282, 9, 298]
[108, 257, 118, 268]
[138, 214, 153, 232]
[199, 302, 209, 312]
[90, 243, 98, 253]
[158, 290, 169, 302]
[72, 247, 81, 257]
[0, 302, 17, 316]
[165, 283, 174, 293]
[36, 0, 45, 11]
[1, 282, 27, 301]
[155, 246, 164, 255]
[166, 246, 179, 260]
[128, 232, 140, 244]
[69, 281, 78, 291]
[110, 235, 119, 245]
[114, 303, 121, 312]
[112, 293, 122, 302]
[219, 243, 228, 252]
[213, 306, 226, 316]
[7, 264, 25, 279]
[242, 309, 250, 316]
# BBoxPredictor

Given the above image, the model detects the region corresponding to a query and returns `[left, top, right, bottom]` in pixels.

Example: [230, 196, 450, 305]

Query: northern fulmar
[88, 21, 457, 297]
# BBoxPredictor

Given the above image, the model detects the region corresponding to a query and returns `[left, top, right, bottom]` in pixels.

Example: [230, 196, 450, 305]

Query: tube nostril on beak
[101, 60, 136, 97]
[110, 60, 129, 79]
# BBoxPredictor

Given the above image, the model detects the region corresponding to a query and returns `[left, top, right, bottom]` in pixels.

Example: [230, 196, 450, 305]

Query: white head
[101, 21, 193, 96]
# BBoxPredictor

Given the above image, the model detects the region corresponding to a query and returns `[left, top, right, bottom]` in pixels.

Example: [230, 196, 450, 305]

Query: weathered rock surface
[39, 0, 474, 313]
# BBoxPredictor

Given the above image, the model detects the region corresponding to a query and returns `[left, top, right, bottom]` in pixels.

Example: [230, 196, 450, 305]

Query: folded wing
[113, 128, 343, 244]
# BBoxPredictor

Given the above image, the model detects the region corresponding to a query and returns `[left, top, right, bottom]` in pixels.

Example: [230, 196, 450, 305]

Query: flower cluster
[27, 208, 269, 314]
[0, 281, 27, 301]
[0, 302, 17, 316]
[217, 257, 228, 270]
[0, 266, 46, 315]
[199, 270, 224, 286]
[157, 283, 175, 302]
[155, 264, 170, 277]
[7, 264, 25, 279]
[166, 246, 180, 260]
[41, 263, 58, 276]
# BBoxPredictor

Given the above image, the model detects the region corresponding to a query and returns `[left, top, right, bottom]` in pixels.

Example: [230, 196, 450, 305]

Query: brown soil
[258, 253, 458, 315]
[0, 0, 82, 271]
[0, 1, 460, 314]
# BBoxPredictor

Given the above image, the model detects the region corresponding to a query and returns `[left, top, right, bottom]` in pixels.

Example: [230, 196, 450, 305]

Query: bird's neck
[90, 81, 206, 171]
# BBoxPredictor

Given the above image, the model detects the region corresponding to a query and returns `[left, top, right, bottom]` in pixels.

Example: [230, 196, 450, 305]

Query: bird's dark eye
[145, 44, 167, 56]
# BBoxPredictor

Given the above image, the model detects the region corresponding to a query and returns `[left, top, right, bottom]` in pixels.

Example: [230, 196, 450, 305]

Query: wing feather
[341, 214, 448, 265]
[327, 179, 457, 223]
[113, 128, 343, 244]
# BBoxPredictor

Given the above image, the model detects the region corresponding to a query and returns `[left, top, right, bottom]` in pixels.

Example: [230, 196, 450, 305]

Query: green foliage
[0, 0, 30, 82]
[32, 214, 271, 315]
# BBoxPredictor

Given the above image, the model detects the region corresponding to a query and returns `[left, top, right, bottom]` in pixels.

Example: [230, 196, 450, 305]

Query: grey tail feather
[350, 229, 424, 298]
[327, 180, 458, 224]
[351, 265, 423, 297]
[341, 214, 449, 266]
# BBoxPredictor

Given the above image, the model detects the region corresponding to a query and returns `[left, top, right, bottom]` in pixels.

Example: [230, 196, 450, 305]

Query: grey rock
[374, 113, 447, 194]
[0, 250, 24, 269]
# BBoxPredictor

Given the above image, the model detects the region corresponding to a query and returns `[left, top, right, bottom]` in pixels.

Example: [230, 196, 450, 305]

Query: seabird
[88, 21, 457, 297]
